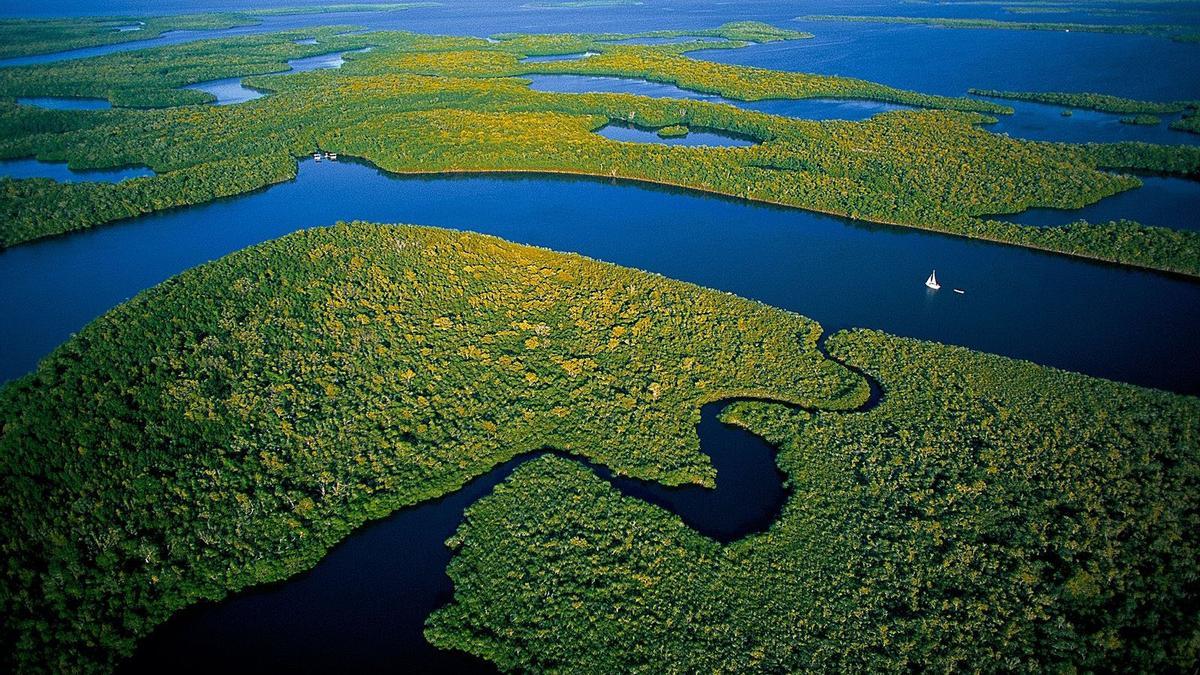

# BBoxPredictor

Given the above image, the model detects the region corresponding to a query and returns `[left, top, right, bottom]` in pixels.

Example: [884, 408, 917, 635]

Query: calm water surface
[183, 76, 266, 105]
[185, 47, 370, 104]
[2, 3, 1199, 671]
[525, 73, 910, 121]
[16, 95, 111, 110]
[3, 158, 1198, 395]
[1005, 176, 1200, 231]
[977, 99, 1200, 146]
[123, 401, 783, 673]
[596, 121, 757, 146]
[0, 157, 154, 182]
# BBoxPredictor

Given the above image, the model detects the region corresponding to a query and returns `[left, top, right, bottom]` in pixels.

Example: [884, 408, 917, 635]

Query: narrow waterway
[122, 394, 839, 674]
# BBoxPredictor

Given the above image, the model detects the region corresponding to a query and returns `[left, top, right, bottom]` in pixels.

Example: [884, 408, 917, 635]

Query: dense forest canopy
[0, 222, 865, 672]
[1, 20, 1199, 274]
[429, 329, 1200, 672]
[0, 223, 1195, 672]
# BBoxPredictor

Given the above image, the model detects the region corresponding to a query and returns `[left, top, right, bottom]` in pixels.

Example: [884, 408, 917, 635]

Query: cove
[184, 47, 370, 105]
[2, 158, 1199, 395]
[976, 99, 1200, 147]
[0, 157, 154, 182]
[525, 73, 908, 121]
[596, 121, 757, 146]
[183, 77, 266, 105]
[121, 399, 801, 673]
[1002, 176, 1200, 231]
[524, 74, 1198, 144]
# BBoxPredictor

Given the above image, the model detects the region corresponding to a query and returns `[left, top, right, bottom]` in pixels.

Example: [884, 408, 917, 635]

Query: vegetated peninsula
[969, 88, 1200, 134]
[0, 222, 867, 672]
[969, 88, 1199, 115]
[0, 5, 435, 59]
[0, 223, 1196, 672]
[797, 13, 1200, 42]
[1, 21, 1199, 275]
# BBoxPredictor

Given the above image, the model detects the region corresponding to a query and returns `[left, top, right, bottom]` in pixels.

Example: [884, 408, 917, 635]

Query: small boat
[329, 153, 338, 161]
[313, 152, 321, 162]
[925, 270, 941, 290]
[953, 288, 965, 295]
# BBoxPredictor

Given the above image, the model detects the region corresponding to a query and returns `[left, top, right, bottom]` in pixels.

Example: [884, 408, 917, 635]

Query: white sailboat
[925, 270, 941, 290]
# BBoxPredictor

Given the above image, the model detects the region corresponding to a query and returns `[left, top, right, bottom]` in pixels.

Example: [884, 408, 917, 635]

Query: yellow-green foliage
[0, 26, 373, 107]
[0, 14, 260, 59]
[427, 329, 1200, 673]
[0, 222, 866, 673]
[521, 48, 1012, 113]
[2, 24, 1199, 275]
[969, 88, 1196, 115]
[800, 14, 1197, 40]
[0, 6, 432, 59]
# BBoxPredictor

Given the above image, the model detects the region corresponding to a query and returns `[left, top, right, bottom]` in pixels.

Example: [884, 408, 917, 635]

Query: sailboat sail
[925, 270, 940, 290]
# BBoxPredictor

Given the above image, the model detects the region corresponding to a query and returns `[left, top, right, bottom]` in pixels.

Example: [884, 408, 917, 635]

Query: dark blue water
[121, 401, 784, 674]
[2, 4, 1199, 671]
[0, 157, 154, 182]
[700, 21, 1200, 103]
[3, 158, 1199, 395]
[1003, 176, 1200, 231]
[596, 121, 757, 146]
[977, 99, 1200, 146]
[16, 95, 111, 110]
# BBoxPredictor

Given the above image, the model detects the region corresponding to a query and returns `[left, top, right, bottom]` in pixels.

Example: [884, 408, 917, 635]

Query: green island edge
[0, 222, 1196, 672]
[1, 20, 1199, 276]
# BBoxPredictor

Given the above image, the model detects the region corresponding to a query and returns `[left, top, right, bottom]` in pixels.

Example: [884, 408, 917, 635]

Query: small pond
[596, 121, 757, 146]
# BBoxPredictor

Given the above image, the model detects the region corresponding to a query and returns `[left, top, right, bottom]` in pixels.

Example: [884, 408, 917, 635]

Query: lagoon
[596, 121, 757, 146]
[524, 73, 911, 120]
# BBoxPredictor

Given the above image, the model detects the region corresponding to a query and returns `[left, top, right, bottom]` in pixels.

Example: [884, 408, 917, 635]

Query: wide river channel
[3, 158, 1199, 394]
[2, 3, 1199, 670]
